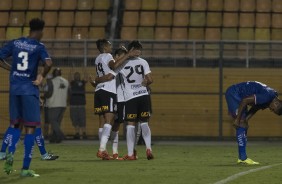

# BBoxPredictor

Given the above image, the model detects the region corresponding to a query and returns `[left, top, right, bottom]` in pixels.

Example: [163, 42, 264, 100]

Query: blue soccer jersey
[225, 81, 278, 118]
[0, 37, 50, 97]
[233, 81, 277, 106]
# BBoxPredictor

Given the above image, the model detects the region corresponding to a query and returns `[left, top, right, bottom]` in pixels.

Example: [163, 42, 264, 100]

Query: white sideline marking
[213, 163, 282, 184]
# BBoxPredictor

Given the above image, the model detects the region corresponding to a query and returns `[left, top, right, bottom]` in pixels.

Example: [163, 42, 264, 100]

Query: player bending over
[225, 81, 282, 165]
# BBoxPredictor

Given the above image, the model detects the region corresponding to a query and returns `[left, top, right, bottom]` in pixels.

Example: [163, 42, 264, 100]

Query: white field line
[213, 163, 282, 184]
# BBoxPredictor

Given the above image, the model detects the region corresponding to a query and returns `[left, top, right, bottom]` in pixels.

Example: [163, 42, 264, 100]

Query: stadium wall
[1, 67, 282, 139]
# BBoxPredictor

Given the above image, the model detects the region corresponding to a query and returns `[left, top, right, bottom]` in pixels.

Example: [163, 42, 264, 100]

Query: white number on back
[17, 51, 28, 71]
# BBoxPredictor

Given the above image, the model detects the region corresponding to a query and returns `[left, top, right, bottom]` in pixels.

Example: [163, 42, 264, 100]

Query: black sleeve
[44, 79, 53, 99]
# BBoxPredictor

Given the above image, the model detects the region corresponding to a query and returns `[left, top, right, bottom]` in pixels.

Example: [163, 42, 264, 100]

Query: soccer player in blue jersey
[225, 81, 282, 165]
[0, 18, 52, 177]
[0, 60, 58, 162]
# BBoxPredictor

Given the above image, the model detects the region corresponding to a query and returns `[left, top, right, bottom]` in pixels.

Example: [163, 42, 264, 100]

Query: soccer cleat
[21, 169, 40, 177]
[4, 153, 14, 175]
[0, 152, 6, 160]
[111, 153, 119, 160]
[119, 154, 137, 161]
[146, 149, 154, 160]
[97, 150, 110, 160]
[41, 152, 59, 161]
[237, 158, 260, 165]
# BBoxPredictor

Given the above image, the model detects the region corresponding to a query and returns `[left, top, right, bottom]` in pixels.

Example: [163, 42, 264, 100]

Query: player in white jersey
[91, 47, 139, 160]
[119, 41, 154, 160]
[93, 39, 139, 160]
[110, 48, 127, 159]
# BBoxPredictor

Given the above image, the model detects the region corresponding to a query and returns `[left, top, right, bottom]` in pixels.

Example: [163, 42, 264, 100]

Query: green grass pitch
[1, 141, 282, 184]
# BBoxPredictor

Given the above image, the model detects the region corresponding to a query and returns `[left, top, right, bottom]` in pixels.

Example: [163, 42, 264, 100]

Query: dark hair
[52, 68, 61, 77]
[128, 40, 142, 51]
[29, 18, 45, 32]
[114, 47, 127, 57]
[96, 39, 109, 53]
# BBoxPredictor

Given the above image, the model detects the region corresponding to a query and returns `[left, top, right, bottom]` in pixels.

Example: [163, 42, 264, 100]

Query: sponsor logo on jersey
[133, 90, 147, 96]
[131, 84, 142, 89]
[13, 71, 30, 77]
[14, 40, 37, 51]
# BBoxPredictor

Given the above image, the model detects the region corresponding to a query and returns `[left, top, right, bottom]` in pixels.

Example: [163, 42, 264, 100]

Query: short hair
[52, 68, 61, 77]
[29, 18, 45, 32]
[96, 39, 109, 53]
[114, 47, 127, 57]
[127, 40, 142, 51]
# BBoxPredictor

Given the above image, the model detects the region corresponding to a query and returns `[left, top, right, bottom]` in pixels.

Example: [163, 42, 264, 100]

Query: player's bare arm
[234, 96, 255, 127]
[108, 48, 141, 70]
[95, 73, 114, 83]
[33, 59, 52, 86]
[88, 73, 114, 88]
[0, 58, 11, 71]
[142, 73, 153, 87]
[245, 105, 260, 121]
[88, 75, 96, 87]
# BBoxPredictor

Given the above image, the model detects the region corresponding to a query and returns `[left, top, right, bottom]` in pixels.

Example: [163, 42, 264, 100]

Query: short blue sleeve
[0, 41, 14, 59]
[39, 44, 50, 63]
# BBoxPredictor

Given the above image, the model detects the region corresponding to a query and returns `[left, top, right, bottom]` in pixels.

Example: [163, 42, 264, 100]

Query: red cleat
[118, 154, 137, 161]
[111, 153, 119, 160]
[146, 149, 154, 160]
[123, 155, 137, 160]
[97, 150, 110, 160]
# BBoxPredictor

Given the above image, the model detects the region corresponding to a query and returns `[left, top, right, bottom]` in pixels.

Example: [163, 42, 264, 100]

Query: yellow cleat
[237, 158, 260, 165]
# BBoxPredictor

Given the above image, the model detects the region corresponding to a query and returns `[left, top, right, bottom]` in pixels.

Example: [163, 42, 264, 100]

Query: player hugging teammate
[90, 39, 154, 160]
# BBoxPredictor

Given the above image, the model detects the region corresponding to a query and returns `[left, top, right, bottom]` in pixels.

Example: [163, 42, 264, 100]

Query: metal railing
[1, 39, 282, 67]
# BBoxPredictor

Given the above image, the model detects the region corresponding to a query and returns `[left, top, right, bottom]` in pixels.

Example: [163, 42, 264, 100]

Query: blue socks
[8, 128, 21, 154]
[236, 127, 247, 160]
[35, 128, 47, 156]
[0, 127, 14, 152]
[22, 134, 35, 170]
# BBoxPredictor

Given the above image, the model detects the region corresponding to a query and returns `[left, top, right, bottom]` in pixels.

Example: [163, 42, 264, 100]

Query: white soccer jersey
[94, 53, 117, 94]
[119, 57, 151, 101]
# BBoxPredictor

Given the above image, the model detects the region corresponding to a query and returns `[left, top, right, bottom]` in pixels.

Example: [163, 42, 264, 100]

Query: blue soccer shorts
[225, 86, 247, 120]
[9, 95, 41, 127]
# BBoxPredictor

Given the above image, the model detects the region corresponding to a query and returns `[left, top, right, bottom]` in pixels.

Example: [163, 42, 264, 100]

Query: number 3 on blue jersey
[17, 51, 28, 71]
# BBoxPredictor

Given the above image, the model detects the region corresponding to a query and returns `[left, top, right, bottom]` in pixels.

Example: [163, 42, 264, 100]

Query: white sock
[111, 131, 119, 154]
[98, 128, 103, 141]
[99, 124, 112, 151]
[141, 122, 152, 150]
[126, 125, 135, 156]
[135, 122, 142, 145]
